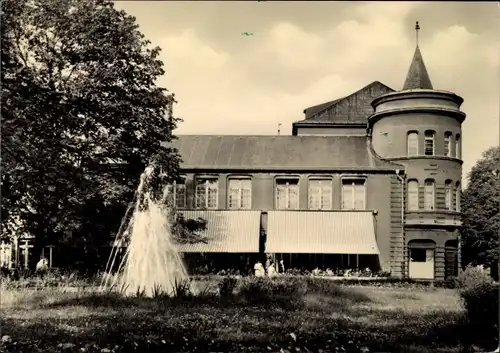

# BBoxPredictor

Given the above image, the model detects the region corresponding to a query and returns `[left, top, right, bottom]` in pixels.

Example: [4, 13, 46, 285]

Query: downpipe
[395, 169, 406, 278]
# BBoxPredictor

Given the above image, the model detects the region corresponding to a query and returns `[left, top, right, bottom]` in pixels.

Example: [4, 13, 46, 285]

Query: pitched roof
[402, 46, 433, 90]
[168, 135, 401, 171]
[302, 98, 342, 118]
[294, 81, 395, 126]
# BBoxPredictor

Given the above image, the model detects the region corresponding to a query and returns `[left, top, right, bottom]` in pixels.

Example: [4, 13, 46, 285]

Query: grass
[0, 276, 470, 353]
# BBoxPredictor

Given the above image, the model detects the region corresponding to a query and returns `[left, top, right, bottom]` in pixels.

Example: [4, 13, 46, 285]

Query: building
[167, 28, 465, 281]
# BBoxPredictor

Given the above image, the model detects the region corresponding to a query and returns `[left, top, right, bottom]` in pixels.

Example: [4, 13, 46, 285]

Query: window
[424, 179, 435, 210]
[455, 182, 461, 212]
[342, 179, 366, 210]
[444, 132, 452, 157]
[407, 132, 419, 156]
[410, 248, 434, 263]
[407, 180, 419, 211]
[228, 178, 252, 209]
[166, 179, 187, 208]
[410, 248, 427, 262]
[276, 179, 299, 210]
[444, 180, 453, 210]
[195, 177, 218, 209]
[308, 179, 332, 210]
[455, 134, 461, 159]
[424, 131, 435, 156]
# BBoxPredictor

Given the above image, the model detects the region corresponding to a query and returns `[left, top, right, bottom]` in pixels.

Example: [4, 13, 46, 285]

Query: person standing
[254, 261, 265, 277]
[265, 254, 271, 270]
[267, 261, 277, 278]
[35, 257, 49, 277]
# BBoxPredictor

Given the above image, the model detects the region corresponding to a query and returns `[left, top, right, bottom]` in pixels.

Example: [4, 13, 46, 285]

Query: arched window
[276, 178, 300, 210]
[407, 180, 419, 211]
[341, 178, 366, 210]
[444, 180, 453, 210]
[444, 132, 452, 157]
[309, 178, 333, 210]
[166, 177, 187, 209]
[228, 177, 252, 209]
[455, 182, 461, 212]
[407, 132, 419, 156]
[424, 130, 435, 156]
[424, 179, 435, 210]
[455, 134, 461, 159]
[408, 239, 437, 280]
[196, 177, 219, 209]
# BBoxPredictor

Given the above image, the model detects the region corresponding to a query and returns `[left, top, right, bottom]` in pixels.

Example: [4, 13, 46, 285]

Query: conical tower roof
[402, 45, 433, 90]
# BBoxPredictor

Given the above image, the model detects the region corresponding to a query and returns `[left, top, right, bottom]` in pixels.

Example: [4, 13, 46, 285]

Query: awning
[265, 211, 379, 254]
[177, 210, 261, 253]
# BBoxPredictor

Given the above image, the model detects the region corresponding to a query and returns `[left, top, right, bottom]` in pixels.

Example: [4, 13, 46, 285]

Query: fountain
[100, 164, 190, 297]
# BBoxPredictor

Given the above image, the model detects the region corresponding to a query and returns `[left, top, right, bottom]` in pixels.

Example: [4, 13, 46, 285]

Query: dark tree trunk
[490, 263, 499, 282]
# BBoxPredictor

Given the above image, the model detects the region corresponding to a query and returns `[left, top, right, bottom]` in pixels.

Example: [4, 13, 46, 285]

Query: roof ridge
[306, 81, 395, 118]
[174, 134, 367, 138]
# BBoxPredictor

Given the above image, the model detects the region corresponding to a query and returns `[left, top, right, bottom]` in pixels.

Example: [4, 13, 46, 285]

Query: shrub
[458, 265, 499, 350]
[218, 276, 237, 297]
[456, 265, 494, 289]
[235, 276, 307, 308]
[304, 277, 343, 295]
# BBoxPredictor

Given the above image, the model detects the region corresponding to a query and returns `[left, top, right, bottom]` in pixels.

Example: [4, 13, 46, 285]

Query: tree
[461, 146, 500, 279]
[1, 0, 181, 266]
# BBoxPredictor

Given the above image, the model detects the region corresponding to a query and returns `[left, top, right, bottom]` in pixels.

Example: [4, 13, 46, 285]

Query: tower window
[424, 131, 435, 156]
[455, 182, 461, 212]
[444, 132, 452, 157]
[445, 180, 453, 210]
[407, 132, 419, 156]
[455, 134, 461, 159]
[407, 180, 419, 211]
[424, 179, 435, 211]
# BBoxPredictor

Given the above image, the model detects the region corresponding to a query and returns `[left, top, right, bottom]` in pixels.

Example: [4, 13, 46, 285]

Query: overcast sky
[115, 1, 499, 182]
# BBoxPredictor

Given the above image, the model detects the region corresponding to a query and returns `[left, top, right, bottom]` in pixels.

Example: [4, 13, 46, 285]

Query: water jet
[100, 164, 189, 297]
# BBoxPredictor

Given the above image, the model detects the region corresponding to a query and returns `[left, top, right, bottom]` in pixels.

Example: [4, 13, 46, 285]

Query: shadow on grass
[1, 307, 470, 353]
[304, 277, 373, 303]
[39, 278, 369, 313]
[42, 291, 244, 310]
[390, 291, 420, 300]
[2, 280, 477, 353]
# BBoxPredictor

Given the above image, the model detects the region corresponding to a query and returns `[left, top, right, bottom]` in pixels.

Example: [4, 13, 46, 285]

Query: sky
[114, 1, 499, 182]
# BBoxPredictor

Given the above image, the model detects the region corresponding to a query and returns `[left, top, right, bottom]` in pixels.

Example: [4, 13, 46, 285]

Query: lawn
[0, 278, 468, 353]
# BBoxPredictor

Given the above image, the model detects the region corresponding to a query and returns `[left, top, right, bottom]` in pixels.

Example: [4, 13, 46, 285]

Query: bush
[458, 265, 499, 350]
[218, 276, 237, 297]
[456, 265, 494, 289]
[235, 276, 307, 308]
[304, 277, 343, 294]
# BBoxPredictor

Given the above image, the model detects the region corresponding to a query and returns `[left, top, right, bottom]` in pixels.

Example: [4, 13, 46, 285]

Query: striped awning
[265, 211, 379, 254]
[177, 210, 261, 253]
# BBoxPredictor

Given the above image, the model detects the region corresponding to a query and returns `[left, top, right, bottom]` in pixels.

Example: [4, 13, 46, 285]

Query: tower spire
[415, 21, 420, 46]
[402, 21, 433, 90]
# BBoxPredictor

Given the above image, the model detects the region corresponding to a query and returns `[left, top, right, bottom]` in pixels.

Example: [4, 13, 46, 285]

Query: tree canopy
[1, 0, 182, 268]
[461, 146, 500, 275]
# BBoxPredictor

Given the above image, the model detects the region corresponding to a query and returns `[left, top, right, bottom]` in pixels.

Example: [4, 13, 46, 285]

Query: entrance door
[409, 248, 435, 279]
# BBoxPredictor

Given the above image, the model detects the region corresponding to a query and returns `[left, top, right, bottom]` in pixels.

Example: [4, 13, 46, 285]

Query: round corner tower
[368, 24, 466, 281]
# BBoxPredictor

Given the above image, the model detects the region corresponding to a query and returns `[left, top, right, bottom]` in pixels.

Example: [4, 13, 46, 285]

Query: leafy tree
[461, 146, 500, 279]
[1, 0, 182, 267]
